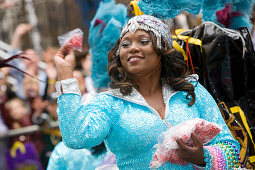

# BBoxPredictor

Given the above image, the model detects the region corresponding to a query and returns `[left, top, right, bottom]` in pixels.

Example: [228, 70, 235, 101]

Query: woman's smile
[119, 30, 161, 77]
[127, 55, 145, 63]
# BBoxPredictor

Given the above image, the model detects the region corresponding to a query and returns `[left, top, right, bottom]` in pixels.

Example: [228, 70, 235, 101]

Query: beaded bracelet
[215, 140, 241, 169]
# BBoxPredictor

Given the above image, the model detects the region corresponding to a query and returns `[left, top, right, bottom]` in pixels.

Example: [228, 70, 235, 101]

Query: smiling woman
[119, 31, 161, 77]
[54, 15, 241, 169]
[108, 17, 194, 108]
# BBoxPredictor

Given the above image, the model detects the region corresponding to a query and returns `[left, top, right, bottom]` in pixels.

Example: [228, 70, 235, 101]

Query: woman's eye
[120, 41, 131, 48]
[140, 39, 151, 45]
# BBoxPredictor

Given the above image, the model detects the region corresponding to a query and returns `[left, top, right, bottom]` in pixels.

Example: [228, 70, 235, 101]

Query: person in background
[0, 46, 47, 169]
[0, 112, 8, 170]
[80, 52, 95, 93]
[42, 47, 58, 95]
[8, 23, 47, 99]
[4, 97, 44, 152]
[74, 51, 96, 99]
[73, 69, 96, 106]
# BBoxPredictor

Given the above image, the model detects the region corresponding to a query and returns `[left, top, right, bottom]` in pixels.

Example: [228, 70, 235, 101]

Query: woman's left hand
[176, 133, 205, 166]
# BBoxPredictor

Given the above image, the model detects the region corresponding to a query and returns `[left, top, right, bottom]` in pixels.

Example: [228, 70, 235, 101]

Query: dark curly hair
[107, 31, 196, 106]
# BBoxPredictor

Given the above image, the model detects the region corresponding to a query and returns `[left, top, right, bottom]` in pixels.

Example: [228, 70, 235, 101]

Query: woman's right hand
[54, 43, 75, 81]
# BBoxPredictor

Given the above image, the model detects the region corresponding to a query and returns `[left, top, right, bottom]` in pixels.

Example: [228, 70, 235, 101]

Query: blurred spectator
[75, 51, 94, 93]
[0, 113, 8, 170]
[0, 67, 15, 128]
[23, 75, 40, 100]
[80, 52, 92, 77]
[45, 94, 58, 121]
[42, 47, 58, 94]
[23, 75, 47, 124]
[8, 23, 47, 99]
[73, 69, 87, 95]
[42, 47, 58, 65]
[73, 69, 96, 105]
[81, 53, 95, 93]
[45, 62, 57, 95]
[5, 98, 31, 130]
[0, 114, 7, 135]
[4, 96, 46, 166]
[0, 0, 14, 9]
[29, 90, 60, 168]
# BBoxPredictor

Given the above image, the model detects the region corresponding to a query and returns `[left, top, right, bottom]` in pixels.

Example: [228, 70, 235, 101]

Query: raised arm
[54, 44, 112, 149]
[11, 23, 33, 50]
[57, 90, 112, 149]
[54, 43, 74, 81]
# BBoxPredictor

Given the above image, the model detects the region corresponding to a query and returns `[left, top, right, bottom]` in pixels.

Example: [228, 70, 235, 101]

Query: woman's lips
[128, 55, 144, 63]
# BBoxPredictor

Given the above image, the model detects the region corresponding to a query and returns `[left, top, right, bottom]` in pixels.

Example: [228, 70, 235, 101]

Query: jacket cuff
[55, 78, 81, 98]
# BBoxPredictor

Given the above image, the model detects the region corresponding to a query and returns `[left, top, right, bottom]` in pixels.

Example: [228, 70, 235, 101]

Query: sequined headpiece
[119, 15, 172, 50]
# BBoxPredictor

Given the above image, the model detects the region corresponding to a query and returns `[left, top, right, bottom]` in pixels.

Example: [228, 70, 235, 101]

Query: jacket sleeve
[195, 82, 241, 169]
[57, 91, 113, 149]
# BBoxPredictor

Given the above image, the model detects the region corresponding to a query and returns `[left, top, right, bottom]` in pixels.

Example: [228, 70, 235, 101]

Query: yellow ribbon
[171, 29, 203, 61]
[172, 29, 202, 53]
[130, 0, 144, 16]
[172, 40, 187, 61]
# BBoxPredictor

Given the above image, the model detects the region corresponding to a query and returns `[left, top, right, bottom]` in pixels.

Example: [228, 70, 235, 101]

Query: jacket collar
[103, 74, 198, 107]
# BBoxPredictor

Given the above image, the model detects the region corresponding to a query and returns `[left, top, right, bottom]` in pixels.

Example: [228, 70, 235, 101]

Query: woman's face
[119, 30, 161, 77]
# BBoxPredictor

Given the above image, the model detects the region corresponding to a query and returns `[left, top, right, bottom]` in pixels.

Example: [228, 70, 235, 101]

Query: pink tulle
[150, 118, 222, 168]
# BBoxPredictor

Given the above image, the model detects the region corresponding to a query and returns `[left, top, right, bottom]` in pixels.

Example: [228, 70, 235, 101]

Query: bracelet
[48, 79, 56, 85]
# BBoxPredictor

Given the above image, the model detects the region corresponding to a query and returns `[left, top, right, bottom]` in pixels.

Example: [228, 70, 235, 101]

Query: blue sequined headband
[119, 15, 172, 51]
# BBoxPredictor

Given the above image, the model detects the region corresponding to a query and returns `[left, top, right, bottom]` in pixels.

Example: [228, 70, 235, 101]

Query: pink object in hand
[69, 34, 83, 51]
[150, 118, 222, 168]
[57, 28, 84, 52]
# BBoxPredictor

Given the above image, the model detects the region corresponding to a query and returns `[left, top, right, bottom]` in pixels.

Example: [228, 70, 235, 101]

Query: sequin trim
[104, 74, 198, 118]
[117, 15, 173, 55]
[55, 78, 81, 98]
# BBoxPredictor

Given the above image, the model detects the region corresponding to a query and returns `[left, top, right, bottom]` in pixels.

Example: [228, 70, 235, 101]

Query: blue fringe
[89, 0, 128, 89]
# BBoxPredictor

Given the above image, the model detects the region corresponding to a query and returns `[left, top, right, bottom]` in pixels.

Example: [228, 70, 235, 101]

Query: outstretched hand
[54, 43, 75, 81]
[14, 23, 33, 36]
[11, 23, 33, 48]
[176, 133, 205, 166]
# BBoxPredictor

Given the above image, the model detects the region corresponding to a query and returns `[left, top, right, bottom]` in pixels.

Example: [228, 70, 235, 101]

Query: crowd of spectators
[0, 23, 94, 169]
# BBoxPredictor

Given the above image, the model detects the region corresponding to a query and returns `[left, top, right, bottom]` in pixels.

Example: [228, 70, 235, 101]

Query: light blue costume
[57, 76, 240, 169]
[47, 142, 108, 170]
[89, 0, 128, 89]
[138, 0, 254, 30]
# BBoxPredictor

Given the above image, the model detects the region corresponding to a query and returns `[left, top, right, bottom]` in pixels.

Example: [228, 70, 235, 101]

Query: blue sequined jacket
[57, 77, 240, 169]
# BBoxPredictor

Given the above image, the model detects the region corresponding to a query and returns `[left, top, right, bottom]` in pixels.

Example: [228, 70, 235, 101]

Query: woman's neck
[131, 66, 162, 97]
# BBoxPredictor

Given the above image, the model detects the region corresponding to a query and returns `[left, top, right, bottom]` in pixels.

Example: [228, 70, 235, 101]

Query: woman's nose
[129, 42, 140, 53]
